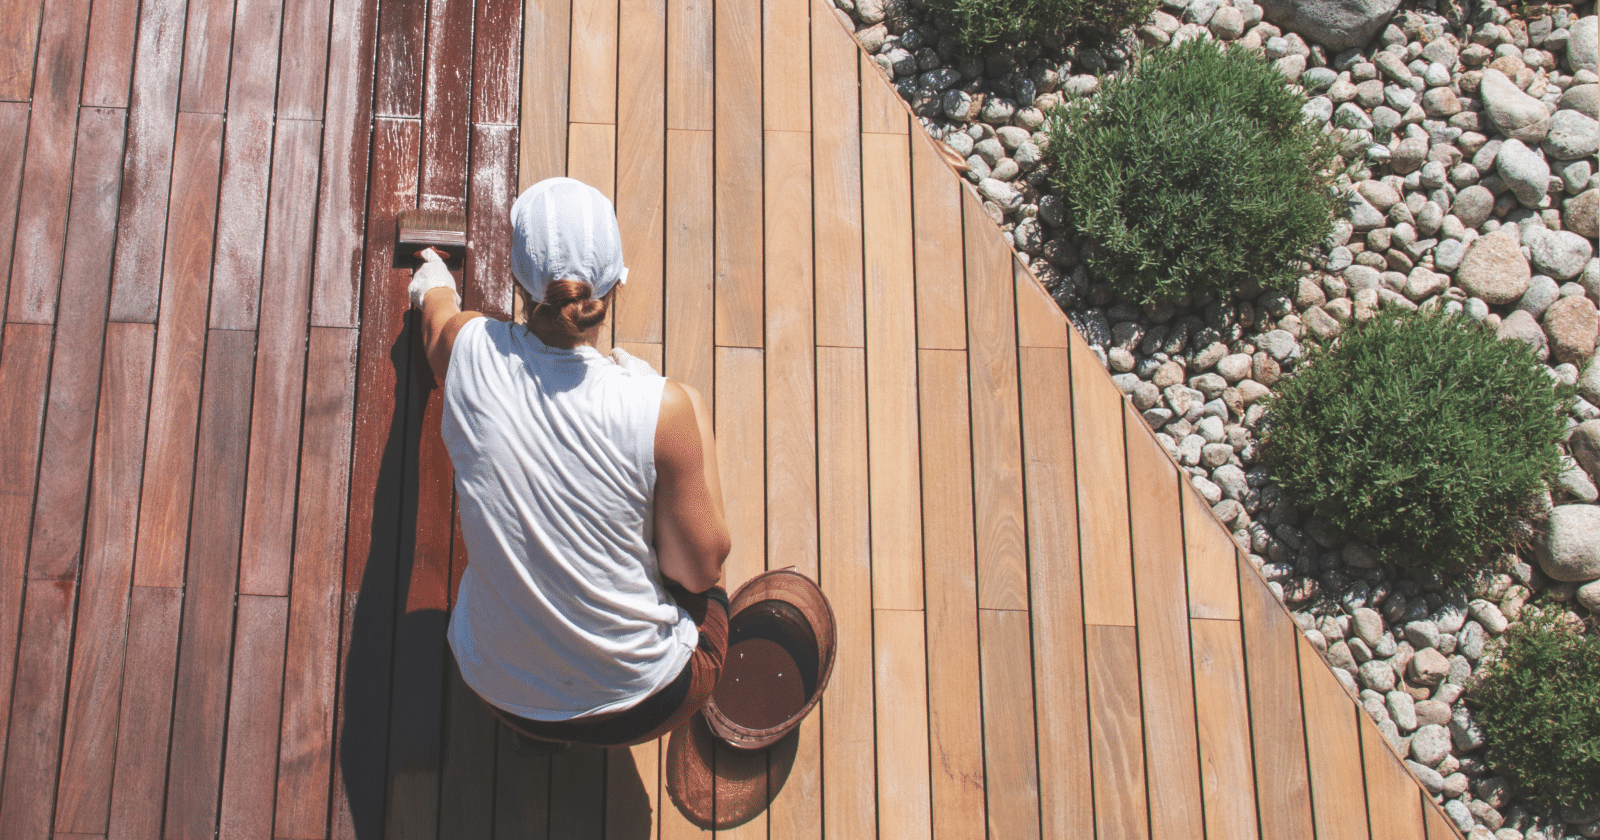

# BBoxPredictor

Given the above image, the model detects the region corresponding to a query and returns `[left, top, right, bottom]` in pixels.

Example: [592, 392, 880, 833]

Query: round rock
[1408, 647, 1451, 687]
[1457, 227, 1531, 304]
[1479, 68, 1553, 143]
[1452, 185, 1495, 229]
[1543, 294, 1599, 363]
[1528, 228, 1595, 280]
[1537, 504, 1600, 582]
[1544, 109, 1600, 159]
[1495, 138, 1552, 208]
[1410, 723, 1452, 766]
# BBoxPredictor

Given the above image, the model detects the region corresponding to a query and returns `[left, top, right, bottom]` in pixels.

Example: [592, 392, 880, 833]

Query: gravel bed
[833, 0, 1600, 835]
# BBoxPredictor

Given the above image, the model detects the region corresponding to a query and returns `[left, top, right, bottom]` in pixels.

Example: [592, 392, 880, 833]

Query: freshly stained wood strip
[494, 723, 551, 839]
[420, 0, 473, 209]
[176, 0, 236, 113]
[861, 132, 922, 611]
[216, 595, 290, 840]
[163, 328, 257, 840]
[809, 1, 863, 348]
[963, 192, 1028, 612]
[1237, 552, 1315, 840]
[665, 0, 711, 130]
[518, 0, 569, 185]
[330, 586, 396, 840]
[1071, 325, 1135, 626]
[874, 609, 932, 840]
[981, 609, 1042, 840]
[470, 0, 520, 125]
[107, 0, 187, 322]
[1183, 480, 1241, 620]
[207, 111, 275, 330]
[0, 325, 58, 774]
[437, 665, 497, 839]
[466, 124, 518, 320]
[713, 0, 763, 349]
[132, 111, 223, 589]
[1299, 631, 1372, 840]
[0, 0, 45, 100]
[1017, 346, 1093, 837]
[1086, 623, 1150, 840]
[568, 0, 618, 125]
[916, 349, 986, 840]
[373, 0, 425, 118]
[238, 119, 321, 596]
[308, 0, 378, 327]
[763, 129, 817, 578]
[1124, 400, 1205, 839]
[1190, 618, 1260, 840]
[79, 0, 139, 106]
[276, 0, 333, 118]
[663, 129, 714, 399]
[715, 346, 765, 589]
[54, 323, 153, 836]
[763, 0, 809, 133]
[25, 107, 126, 583]
[272, 326, 357, 839]
[616, 0, 666, 344]
[816, 347, 877, 839]
[858, 51, 908, 135]
[105, 585, 183, 840]
[5, 0, 94, 324]
[0, 578, 77, 838]
[606, 742, 659, 840]
[549, 748, 607, 840]
[1013, 260, 1070, 349]
[910, 132, 966, 350]
[1361, 714, 1427, 840]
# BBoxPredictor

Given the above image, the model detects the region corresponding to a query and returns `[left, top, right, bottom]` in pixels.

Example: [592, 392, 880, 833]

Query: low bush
[1260, 308, 1569, 573]
[1468, 606, 1600, 810]
[1045, 39, 1340, 304]
[925, 0, 1158, 53]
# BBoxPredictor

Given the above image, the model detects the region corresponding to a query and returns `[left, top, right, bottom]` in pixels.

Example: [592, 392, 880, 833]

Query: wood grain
[606, 741, 659, 840]
[1017, 346, 1093, 838]
[131, 111, 223, 589]
[665, 0, 711, 130]
[615, 0, 666, 344]
[1361, 715, 1427, 840]
[466, 124, 518, 320]
[568, 0, 617, 124]
[53, 323, 154, 836]
[373, 0, 425, 118]
[981, 609, 1041, 840]
[207, 108, 275, 330]
[1191, 618, 1260, 840]
[276, 0, 332, 118]
[0, 103, 29, 306]
[963, 192, 1028, 612]
[1237, 552, 1315, 840]
[1124, 401, 1204, 839]
[917, 349, 986, 840]
[816, 347, 877, 839]
[0, 0, 45, 100]
[1183, 480, 1241, 620]
[874, 609, 931, 840]
[494, 723, 550, 839]
[713, 0, 763, 348]
[762, 0, 809, 133]
[25, 107, 126, 583]
[308, 0, 378, 327]
[470, 0, 520, 125]
[663, 129, 714, 398]
[0, 578, 78, 838]
[1299, 631, 1372, 840]
[217, 595, 290, 840]
[238, 119, 321, 596]
[763, 129, 817, 578]
[79, 0, 138, 106]
[910, 131, 965, 351]
[861, 132, 922, 611]
[420, 0, 472, 208]
[858, 51, 908, 135]
[1086, 623, 1149, 840]
[105, 585, 183, 840]
[518, 0, 569, 185]
[715, 346, 765, 590]
[1012, 260, 1070, 349]
[437, 665, 497, 840]
[176, 0, 236, 113]
[567, 121, 616, 199]
[1072, 328, 1134, 626]
[809, 2, 862, 348]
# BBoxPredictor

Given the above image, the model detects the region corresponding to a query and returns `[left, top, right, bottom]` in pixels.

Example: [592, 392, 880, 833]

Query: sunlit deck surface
[0, 0, 1470, 834]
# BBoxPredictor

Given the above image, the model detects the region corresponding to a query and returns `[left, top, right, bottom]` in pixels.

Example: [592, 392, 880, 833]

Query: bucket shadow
[664, 715, 801, 830]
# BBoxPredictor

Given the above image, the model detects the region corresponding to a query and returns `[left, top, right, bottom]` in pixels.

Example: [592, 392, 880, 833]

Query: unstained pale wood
[665, 0, 712, 130]
[1087, 624, 1150, 840]
[810, 1, 863, 348]
[1191, 618, 1260, 840]
[1299, 631, 1372, 840]
[980, 609, 1041, 840]
[1183, 481, 1242, 621]
[567, 121, 617, 200]
[663, 129, 714, 398]
[1013, 261, 1071, 349]
[874, 609, 931, 840]
[1237, 554, 1316, 840]
[519, 0, 570, 185]
[910, 131, 966, 351]
[1362, 715, 1428, 840]
[713, 0, 762, 349]
[615, 0, 666, 344]
[763, 0, 809, 132]
[1073, 328, 1135, 627]
[568, 0, 617, 125]
[858, 51, 907, 135]
[716, 346, 765, 590]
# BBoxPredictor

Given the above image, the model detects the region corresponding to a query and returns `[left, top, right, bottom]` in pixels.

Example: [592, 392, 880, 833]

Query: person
[407, 177, 732, 749]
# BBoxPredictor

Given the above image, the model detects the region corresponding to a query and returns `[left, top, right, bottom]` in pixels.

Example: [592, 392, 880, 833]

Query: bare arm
[412, 248, 483, 377]
[653, 380, 731, 593]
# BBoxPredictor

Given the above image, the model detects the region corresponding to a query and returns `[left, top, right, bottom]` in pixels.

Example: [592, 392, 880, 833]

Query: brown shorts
[482, 584, 729, 748]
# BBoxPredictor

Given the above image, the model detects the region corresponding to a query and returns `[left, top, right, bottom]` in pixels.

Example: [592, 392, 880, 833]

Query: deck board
[0, 0, 1468, 834]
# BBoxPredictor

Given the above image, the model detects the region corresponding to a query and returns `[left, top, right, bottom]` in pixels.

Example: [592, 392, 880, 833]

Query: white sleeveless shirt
[442, 318, 696, 721]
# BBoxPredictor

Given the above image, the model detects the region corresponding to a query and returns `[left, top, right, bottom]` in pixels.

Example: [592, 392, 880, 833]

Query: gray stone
[1404, 619, 1441, 650]
[1567, 190, 1599, 240]
[1498, 309, 1549, 361]
[1563, 83, 1600, 120]
[1581, 364, 1600, 408]
[1558, 453, 1600, 502]
[1359, 659, 1397, 691]
[1453, 185, 1496, 229]
[1458, 228, 1532, 304]
[1406, 760, 1445, 793]
[1481, 68, 1554, 143]
[1410, 723, 1452, 766]
[1516, 274, 1563, 318]
[1347, 192, 1386, 229]
[1387, 689, 1418, 731]
[1545, 109, 1600, 160]
[1352, 607, 1384, 646]
[1444, 800, 1475, 834]
[1414, 699, 1451, 727]
[1568, 15, 1598, 75]
[1259, 329, 1299, 361]
[1528, 228, 1594, 280]
[1451, 710, 1486, 751]
[1565, 420, 1600, 483]
[1256, 0, 1401, 50]
[1544, 295, 1599, 363]
[1578, 578, 1600, 612]
[1458, 621, 1488, 659]
[977, 178, 1023, 212]
[1409, 647, 1451, 687]
[1357, 179, 1402, 210]
[1496, 138, 1552, 208]
[1469, 600, 1509, 635]
[1538, 504, 1600, 581]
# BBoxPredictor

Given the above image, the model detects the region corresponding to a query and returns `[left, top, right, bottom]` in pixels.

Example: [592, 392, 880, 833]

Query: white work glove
[408, 248, 461, 309]
[609, 346, 659, 377]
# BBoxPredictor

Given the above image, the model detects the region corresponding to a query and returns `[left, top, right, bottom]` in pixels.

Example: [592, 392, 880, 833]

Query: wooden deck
[0, 0, 1472, 834]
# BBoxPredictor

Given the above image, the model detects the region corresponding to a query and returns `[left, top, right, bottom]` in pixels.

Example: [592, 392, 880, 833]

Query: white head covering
[510, 178, 629, 303]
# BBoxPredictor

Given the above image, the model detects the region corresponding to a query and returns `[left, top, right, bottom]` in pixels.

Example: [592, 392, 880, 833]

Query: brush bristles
[397, 208, 467, 248]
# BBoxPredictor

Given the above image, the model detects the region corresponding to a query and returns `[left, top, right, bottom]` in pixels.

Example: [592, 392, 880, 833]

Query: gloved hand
[609, 346, 659, 377]
[408, 248, 462, 309]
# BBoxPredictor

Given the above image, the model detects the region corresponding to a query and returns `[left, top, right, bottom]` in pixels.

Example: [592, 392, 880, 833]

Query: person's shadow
[337, 312, 653, 838]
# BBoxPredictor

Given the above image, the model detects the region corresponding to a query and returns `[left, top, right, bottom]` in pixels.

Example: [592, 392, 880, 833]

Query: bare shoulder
[655, 380, 703, 465]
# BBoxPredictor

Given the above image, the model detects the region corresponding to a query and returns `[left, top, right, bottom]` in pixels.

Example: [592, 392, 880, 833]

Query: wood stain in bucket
[712, 600, 820, 732]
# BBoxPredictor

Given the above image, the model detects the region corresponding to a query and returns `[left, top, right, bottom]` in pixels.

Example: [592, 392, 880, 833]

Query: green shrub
[1045, 39, 1340, 304]
[1468, 606, 1600, 810]
[1260, 308, 1569, 573]
[926, 0, 1157, 53]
